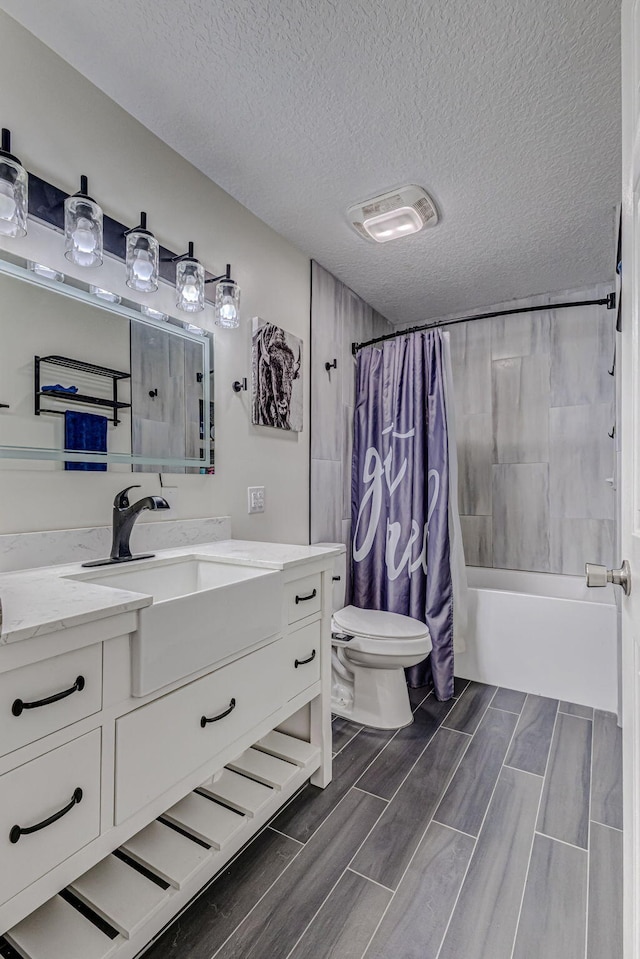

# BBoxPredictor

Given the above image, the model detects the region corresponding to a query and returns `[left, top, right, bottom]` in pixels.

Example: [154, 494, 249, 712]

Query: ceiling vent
[347, 185, 438, 243]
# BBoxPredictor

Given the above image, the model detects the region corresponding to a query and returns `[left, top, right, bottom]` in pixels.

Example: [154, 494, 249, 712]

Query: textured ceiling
[0, 0, 621, 325]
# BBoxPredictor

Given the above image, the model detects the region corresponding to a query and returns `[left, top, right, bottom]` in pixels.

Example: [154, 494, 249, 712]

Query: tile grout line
[440, 685, 497, 735]
[346, 866, 395, 893]
[278, 777, 400, 959]
[353, 696, 470, 807]
[502, 762, 544, 778]
[507, 697, 561, 959]
[584, 705, 594, 959]
[352, 785, 390, 802]
[430, 819, 476, 840]
[267, 825, 305, 846]
[352, 713, 479, 959]
[534, 830, 589, 853]
[590, 818, 623, 833]
[433, 694, 525, 959]
[208, 820, 311, 959]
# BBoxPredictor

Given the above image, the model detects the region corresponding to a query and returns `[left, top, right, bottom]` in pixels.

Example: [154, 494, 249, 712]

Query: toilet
[322, 545, 432, 730]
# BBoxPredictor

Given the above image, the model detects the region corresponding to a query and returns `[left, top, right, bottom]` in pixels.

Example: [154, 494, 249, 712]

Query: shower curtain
[351, 329, 467, 701]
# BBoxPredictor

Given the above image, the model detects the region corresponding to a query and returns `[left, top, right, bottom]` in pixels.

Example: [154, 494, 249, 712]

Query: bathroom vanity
[0, 540, 338, 959]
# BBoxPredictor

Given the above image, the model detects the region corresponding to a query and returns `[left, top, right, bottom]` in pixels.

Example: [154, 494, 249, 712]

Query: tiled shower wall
[310, 261, 392, 553]
[311, 263, 616, 578]
[441, 286, 617, 574]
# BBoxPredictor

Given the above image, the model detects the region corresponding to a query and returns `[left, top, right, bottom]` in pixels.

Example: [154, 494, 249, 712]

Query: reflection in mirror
[0, 253, 213, 473]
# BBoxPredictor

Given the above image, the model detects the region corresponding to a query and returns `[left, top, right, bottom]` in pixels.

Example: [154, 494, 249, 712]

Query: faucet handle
[113, 485, 141, 510]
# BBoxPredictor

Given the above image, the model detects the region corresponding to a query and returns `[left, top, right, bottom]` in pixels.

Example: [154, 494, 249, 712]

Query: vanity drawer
[282, 621, 321, 700]
[115, 638, 288, 823]
[0, 644, 103, 758]
[0, 729, 101, 906]
[285, 573, 322, 624]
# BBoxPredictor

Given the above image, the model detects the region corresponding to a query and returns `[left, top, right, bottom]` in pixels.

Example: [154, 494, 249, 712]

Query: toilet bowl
[319, 545, 432, 730]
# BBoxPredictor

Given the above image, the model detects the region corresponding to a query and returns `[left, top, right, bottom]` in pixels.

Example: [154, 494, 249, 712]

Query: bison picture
[251, 320, 303, 431]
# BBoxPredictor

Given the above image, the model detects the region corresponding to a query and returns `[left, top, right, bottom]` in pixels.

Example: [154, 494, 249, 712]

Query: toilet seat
[333, 605, 430, 641]
[331, 605, 431, 659]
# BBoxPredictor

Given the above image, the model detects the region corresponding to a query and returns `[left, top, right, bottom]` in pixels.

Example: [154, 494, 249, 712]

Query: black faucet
[82, 485, 170, 568]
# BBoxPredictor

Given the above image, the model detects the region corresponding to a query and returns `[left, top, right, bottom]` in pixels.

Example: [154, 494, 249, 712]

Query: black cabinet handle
[295, 649, 317, 668]
[10, 787, 83, 844]
[295, 588, 317, 605]
[12, 676, 85, 717]
[201, 698, 236, 728]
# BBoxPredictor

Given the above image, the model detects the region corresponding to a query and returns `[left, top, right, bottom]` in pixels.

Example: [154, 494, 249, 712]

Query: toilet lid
[333, 605, 430, 641]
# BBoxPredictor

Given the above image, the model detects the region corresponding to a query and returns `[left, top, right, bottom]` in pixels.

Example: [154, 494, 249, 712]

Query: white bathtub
[454, 567, 618, 713]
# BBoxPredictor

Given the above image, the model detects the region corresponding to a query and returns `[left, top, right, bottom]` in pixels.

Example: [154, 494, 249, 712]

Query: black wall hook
[149, 388, 158, 399]
[325, 359, 337, 372]
[232, 378, 248, 393]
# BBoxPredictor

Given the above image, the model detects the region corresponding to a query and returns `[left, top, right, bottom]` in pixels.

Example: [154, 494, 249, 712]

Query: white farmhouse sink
[69, 555, 283, 696]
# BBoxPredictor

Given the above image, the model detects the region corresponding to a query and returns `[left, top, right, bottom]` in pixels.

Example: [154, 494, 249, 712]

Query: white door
[621, 4, 640, 956]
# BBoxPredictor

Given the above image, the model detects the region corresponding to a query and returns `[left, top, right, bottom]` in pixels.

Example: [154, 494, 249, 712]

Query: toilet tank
[314, 543, 346, 612]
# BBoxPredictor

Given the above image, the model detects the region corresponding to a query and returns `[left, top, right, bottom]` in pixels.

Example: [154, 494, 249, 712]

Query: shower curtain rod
[351, 291, 616, 355]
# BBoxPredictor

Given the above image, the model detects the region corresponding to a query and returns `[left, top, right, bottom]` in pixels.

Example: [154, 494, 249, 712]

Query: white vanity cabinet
[0, 543, 336, 959]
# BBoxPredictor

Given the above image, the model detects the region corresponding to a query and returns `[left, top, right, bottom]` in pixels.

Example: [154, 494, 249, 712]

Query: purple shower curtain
[351, 330, 454, 700]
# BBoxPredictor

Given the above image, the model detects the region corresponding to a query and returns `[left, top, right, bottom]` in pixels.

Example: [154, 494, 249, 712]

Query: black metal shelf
[34, 355, 131, 426]
[39, 355, 131, 380]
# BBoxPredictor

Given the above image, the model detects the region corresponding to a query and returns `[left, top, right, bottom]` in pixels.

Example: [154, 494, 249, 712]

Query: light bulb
[0, 132, 28, 238]
[72, 218, 97, 254]
[176, 255, 205, 313]
[126, 218, 159, 292]
[219, 301, 237, 322]
[182, 278, 200, 302]
[132, 251, 154, 281]
[0, 182, 17, 222]
[64, 185, 103, 268]
[215, 277, 240, 328]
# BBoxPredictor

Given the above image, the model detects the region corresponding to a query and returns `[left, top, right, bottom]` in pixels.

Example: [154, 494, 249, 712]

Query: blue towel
[64, 410, 108, 471]
[42, 384, 78, 394]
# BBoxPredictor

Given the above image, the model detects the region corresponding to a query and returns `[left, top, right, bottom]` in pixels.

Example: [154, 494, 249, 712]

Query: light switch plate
[248, 486, 265, 513]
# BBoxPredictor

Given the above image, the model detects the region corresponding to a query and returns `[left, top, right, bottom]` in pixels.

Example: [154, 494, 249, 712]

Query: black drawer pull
[10, 787, 83, 844]
[12, 676, 85, 717]
[295, 649, 317, 668]
[295, 588, 317, 605]
[201, 698, 236, 728]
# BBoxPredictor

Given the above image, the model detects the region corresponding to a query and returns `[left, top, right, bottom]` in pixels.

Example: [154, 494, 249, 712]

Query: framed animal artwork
[251, 318, 303, 432]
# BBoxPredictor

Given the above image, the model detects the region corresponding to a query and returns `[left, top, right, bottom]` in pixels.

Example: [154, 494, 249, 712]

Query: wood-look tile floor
[130, 682, 623, 958]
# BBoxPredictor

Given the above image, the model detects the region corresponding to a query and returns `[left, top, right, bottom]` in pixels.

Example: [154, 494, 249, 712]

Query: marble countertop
[0, 540, 343, 646]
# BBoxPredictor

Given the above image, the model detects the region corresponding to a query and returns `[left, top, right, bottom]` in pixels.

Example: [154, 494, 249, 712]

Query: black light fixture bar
[26, 171, 223, 304]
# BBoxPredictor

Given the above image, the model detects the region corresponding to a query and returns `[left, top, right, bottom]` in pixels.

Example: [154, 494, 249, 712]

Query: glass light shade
[176, 257, 204, 313]
[0, 156, 27, 238]
[64, 195, 103, 268]
[215, 278, 240, 328]
[126, 230, 159, 292]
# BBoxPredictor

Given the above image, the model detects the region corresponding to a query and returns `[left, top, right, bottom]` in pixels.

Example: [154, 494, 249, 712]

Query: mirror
[0, 252, 214, 473]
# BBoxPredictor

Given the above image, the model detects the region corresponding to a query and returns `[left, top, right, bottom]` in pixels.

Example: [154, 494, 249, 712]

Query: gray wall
[310, 261, 392, 552]
[442, 286, 616, 574]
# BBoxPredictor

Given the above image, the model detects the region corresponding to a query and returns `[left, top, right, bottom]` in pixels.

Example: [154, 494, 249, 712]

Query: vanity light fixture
[206, 264, 240, 328]
[27, 261, 64, 282]
[125, 211, 159, 293]
[0, 128, 28, 238]
[90, 285, 121, 304]
[172, 242, 205, 313]
[64, 175, 103, 268]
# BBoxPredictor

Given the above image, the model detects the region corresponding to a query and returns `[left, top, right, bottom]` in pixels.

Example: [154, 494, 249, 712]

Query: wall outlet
[248, 486, 265, 514]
